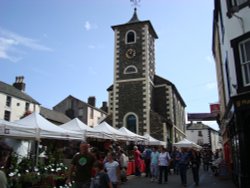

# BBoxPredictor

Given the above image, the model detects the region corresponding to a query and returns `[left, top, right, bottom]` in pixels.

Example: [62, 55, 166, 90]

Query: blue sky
[0, 0, 218, 129]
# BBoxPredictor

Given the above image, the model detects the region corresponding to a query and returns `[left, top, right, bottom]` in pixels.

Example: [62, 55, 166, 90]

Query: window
[125, 30, 136, 44]
[6, 96, 11, 107]
[4, 110, 10, 121]
[90, 108, 94, 119]
[124, 65, 138, 74]
[239, 39, 250, 86]
[231, 32, 250, 92]
[226, 0, 249, 17]
[230, 0, 248, 6]
[126, 114, 137, 133]
[25, 102, 30, 111]
[78, 108, 84, 116]
[198, 131, 203, 137]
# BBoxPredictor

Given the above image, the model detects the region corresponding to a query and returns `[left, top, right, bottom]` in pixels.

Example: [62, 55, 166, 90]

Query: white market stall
[0, 119, 35, 139]
[60, 118, 112, 140]
[118, 127, 148, 142]
[14, 112, 83, 141]
[144, 133, 166, 146]
[1, 112, 84, 160]
[173, 138, 202, 150]
[93, 122, 130, 141]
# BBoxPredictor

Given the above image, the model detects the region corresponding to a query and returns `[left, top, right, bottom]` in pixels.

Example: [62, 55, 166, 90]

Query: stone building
[107, 9, 186, 142]
[53, 95, 107, 127]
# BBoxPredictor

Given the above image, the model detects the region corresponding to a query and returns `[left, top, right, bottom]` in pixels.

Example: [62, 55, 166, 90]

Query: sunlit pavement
[121, 169, 236, 188]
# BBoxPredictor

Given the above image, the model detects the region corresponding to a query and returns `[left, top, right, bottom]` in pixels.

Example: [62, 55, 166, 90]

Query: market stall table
[126, 160, 145, 176]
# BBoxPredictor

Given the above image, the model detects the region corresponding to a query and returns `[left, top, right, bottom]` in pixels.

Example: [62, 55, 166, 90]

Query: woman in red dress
[133, 146, 142, 176]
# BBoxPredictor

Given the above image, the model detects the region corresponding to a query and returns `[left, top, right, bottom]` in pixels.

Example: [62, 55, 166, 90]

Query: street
[121, 169, 236, 188]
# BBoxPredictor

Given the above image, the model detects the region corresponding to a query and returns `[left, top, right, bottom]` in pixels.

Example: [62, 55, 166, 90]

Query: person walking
[190, 149, 201, 186]
[0, 141, 12, 188]
[119, 150, 128, 182]
[158, 147, 171, 184]
[92, 161, 112, 188]
[133, 146, 142, 177]
[150, 146, 159, 182]
[66, 142, 96, 188]
[142, 145, 152, 178]
[171, 147, 181, 175]
[179, 147, 191, 187]
[104, 152, 121, 188]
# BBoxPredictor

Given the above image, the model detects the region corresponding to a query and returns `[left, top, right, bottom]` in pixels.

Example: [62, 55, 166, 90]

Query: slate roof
[111, 8, 158, 39]
[128, 8, 140, 23]
[54, 95, 108, 115]
[0, 81, 40, 104]
[40, 106, 71, 125]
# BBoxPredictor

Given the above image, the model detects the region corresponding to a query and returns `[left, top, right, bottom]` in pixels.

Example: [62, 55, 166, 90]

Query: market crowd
[0, 139, 222, 188]
[64, 141, 216, 188]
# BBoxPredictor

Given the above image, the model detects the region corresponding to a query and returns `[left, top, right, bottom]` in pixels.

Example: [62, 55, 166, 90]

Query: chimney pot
[88, 96, 96, 107]
[13, 76, 26, 91]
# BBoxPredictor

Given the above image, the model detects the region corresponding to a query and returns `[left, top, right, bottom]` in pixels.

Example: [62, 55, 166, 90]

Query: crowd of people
[65, 142, 208, 188]
[0, 139, 223, 188]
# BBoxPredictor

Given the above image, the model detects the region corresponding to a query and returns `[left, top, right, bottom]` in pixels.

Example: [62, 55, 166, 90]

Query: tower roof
[128, 8, 140, 23]
[111, 8, 158, 39]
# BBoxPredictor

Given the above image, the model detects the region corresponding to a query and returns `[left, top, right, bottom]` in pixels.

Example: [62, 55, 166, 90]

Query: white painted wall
[186, 128, 221, 152]
[0, 92, 40, 121]
[219, 2, 250, 103]
[87, 107, 106, 127]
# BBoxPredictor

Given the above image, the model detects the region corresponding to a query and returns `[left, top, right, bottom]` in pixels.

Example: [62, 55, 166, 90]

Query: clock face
[126, 48, 136, 59]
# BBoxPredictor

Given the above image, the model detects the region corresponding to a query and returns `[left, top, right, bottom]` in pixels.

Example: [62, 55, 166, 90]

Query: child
[92, 161, 112, 188]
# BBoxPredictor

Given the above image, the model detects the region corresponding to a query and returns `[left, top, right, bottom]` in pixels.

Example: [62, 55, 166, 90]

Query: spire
[128, 8, 140, 23]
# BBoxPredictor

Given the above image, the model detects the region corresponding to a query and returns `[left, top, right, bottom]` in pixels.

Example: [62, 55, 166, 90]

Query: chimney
[13, 76, 26, 91]
[100, 101, 108, 112]
[88, 96, 96, 107]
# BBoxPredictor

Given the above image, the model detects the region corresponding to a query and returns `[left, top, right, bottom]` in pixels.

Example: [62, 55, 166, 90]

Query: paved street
[121, 169, 236, 188]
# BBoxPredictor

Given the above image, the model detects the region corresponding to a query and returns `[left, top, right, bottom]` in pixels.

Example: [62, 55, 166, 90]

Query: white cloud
[205, 82, 217, 90]
[0, 28, 52, 62]
[84, 21, 98, 31]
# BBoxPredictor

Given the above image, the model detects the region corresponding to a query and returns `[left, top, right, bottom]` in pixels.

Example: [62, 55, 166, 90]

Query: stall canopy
[144, 133, 166, 146]
[0, 119, 35, 139]
[60, 118, 112, 140]
[14, 112, 83, 141]
[118, 127, 147, 142]
[93, 122, 129, 141]
[173, 138, 202, 150]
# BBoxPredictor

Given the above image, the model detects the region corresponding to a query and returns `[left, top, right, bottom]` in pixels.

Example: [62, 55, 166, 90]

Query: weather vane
[130, 0, 141, 8]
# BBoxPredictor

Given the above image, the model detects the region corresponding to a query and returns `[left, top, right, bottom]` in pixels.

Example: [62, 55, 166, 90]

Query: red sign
[210, 103, 220, 114]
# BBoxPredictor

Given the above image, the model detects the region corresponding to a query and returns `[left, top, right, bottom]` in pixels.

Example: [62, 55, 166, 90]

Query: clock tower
[109, 8, 158, 135]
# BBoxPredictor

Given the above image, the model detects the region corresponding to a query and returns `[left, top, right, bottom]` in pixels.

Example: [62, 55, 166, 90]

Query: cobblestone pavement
[121, 169, 236, 188]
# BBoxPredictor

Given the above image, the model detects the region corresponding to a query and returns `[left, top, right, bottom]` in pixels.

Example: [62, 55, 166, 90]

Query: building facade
[53, 95, 107, 127]
[107, 9, 186, 142]
[212, 0, 250, 187]
[186, 122, 222, 152]
[0, 76, 40, 121]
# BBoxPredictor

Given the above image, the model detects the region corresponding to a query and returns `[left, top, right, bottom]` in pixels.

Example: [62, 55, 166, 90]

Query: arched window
[126, 114, 137, 133]
[126, 30, 136, 44]
[124, 65, 138, 74]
